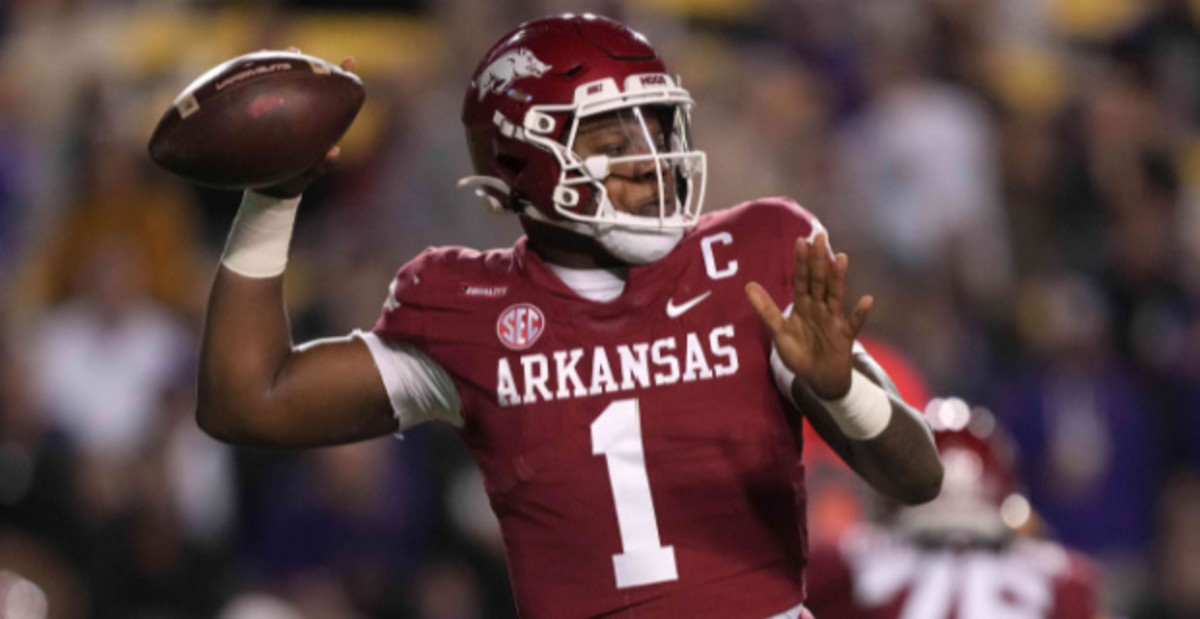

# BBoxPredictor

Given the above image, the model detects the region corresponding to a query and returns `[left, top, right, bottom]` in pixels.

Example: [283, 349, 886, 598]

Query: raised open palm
[745, 233, 873, 400]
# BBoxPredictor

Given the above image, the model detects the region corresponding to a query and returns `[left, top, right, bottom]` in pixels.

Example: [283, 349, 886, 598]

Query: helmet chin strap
[521, 200, 684, 265]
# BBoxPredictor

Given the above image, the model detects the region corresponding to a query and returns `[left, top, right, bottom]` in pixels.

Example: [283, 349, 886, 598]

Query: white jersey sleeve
[353, 329, 463, 430]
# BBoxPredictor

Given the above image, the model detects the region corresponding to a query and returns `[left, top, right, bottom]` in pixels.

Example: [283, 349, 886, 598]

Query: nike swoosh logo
[666, 291, 712, 318]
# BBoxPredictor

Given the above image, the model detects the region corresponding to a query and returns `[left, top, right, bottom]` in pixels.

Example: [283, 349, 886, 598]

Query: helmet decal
[476, 49, 553, 102]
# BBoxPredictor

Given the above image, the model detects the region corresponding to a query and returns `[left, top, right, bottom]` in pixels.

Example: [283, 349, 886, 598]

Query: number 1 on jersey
[591, 398, 679, 589]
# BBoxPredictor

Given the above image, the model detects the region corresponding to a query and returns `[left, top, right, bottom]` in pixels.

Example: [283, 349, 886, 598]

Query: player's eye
[597, 141, 627, 156]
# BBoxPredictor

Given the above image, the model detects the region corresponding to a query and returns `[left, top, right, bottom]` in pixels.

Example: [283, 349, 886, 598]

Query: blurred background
[0, 0, 1198, 617]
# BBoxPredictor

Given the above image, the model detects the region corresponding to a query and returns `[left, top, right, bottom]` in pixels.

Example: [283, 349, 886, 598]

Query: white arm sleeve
[352, 330, 463, 431]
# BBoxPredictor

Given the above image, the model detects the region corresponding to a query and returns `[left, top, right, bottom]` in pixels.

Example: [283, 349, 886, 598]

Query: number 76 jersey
[373, 198, 824, 618]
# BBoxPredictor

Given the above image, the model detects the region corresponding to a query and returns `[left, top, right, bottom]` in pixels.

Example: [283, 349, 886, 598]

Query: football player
[196, 14, 943, 618]
[805, 398, 1099, 618]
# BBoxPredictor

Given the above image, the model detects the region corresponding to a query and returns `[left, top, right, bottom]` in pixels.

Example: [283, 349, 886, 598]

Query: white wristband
[818, 369, 892, 440]
[220, 191, 302, 278]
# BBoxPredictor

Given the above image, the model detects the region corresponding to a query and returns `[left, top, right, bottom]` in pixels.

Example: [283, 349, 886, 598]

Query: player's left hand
[745, 233, 873, 400]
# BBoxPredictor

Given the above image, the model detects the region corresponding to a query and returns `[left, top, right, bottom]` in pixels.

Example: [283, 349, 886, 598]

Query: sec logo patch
[497, 303, 545, 350]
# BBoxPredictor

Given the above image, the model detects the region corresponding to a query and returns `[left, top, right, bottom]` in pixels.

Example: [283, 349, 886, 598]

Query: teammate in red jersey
[196, 14, 943, 618]
[805, 398, 1099, 619]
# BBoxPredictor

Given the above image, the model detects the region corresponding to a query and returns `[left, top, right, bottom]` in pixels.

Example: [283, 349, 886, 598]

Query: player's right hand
[256, 53, 357, 199]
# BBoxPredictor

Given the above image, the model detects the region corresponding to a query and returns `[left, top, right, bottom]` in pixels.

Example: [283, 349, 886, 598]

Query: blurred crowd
[0, 0, 1199, 617]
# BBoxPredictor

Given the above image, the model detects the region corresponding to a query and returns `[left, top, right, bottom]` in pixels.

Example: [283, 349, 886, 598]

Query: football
[148, 51, 365, 189]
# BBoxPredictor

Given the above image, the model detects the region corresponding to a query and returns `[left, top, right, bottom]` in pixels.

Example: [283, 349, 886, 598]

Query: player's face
[573, 107, 678, 218]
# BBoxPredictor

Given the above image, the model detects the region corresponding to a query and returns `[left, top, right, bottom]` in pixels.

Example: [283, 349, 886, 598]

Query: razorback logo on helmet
[497, 303, 546, 350]
[476, 49, 552, 102]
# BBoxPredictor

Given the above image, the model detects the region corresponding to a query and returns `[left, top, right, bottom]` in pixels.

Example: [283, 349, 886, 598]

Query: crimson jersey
[374, 198, 823, 618]
[805, 525, 1099, 619]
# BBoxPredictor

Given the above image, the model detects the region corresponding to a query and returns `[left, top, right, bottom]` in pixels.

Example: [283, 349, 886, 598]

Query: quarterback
[196, 14, 944, 618]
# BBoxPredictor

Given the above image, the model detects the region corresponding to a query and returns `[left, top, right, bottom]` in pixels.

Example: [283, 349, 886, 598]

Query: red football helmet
[459, 14, 707, 261]
[895, 397, 1030, 543]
